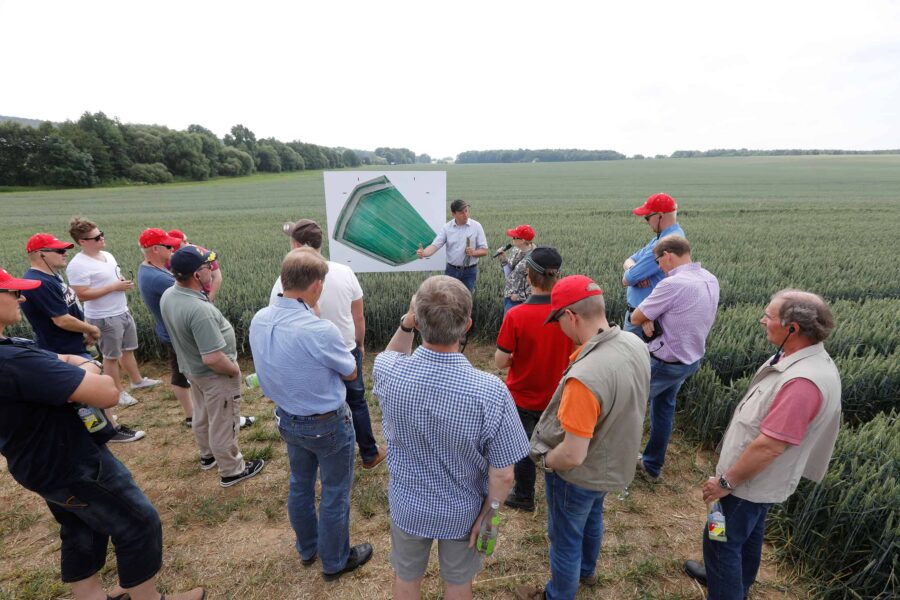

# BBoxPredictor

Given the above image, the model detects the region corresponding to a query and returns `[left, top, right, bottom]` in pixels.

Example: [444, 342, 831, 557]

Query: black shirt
[20, 269, 89, 355]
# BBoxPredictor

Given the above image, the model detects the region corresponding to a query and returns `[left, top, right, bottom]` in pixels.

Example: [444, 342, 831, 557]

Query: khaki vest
[716, 343, 842, 503]
[530, 326, 650, 492]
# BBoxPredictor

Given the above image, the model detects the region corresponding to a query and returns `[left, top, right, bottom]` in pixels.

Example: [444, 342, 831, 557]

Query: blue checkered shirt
[373, 348, 529, 539]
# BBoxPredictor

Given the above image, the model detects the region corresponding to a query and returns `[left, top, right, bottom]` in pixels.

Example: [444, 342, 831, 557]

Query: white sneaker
[118, 391, 139, 407]
[239, 415, 256, 429]
[131, 378, 162, 390]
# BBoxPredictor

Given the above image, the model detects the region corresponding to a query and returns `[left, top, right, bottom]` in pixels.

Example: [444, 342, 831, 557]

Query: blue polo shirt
[624, 223, 686, 307]
[248, 295, 356, 416]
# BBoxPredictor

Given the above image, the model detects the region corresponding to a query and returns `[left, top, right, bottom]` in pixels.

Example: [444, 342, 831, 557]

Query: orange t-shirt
[557, 346, 602, 438]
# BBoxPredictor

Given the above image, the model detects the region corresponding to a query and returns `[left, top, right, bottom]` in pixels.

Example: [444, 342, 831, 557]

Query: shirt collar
[274, 295, 312, 312]
[173, 285, 209, 301]
[524, 294, 551, 305]
[413, 346, 472, 366]
[658, 223, 681, 238]
[668, 262, 702, 276]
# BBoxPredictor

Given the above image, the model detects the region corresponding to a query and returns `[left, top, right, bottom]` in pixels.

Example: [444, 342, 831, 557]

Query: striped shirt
[637, 262, 719, 364]
[373, 347, 529, 539]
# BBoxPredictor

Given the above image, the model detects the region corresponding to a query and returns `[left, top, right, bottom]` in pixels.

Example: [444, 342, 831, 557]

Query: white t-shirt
[269, 261, 363, 351]
[66, 251, 129, 319]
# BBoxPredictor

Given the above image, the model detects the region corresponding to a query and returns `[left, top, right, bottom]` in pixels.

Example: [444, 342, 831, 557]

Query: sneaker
[362, 446, 387, 469]
[130, 377, 162, 390]
[199, 455, 217, 471]
[322, 543, 373, 581]
[220, 459, 265, 488]
[109, 425, 146, 443]
[117, 391, 139, 407]
[504, 493, 535, 513]
[239, 415, 256, 429]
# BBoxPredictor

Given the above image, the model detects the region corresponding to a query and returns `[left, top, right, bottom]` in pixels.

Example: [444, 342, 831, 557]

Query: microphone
[492, 243, 512, 258]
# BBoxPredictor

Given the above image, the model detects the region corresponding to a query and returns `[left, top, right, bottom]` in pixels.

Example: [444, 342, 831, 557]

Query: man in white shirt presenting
[270, 219, 386, 469]
[66, 217, 159, 407]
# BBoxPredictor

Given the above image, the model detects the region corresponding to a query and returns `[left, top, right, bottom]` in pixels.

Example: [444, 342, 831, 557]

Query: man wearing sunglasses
[67, 217, 160, 408]
[621, 193, 685, 340]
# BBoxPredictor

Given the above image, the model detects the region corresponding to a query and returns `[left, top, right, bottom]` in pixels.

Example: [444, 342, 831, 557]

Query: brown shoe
[514, 584, 545, 600]
[362, 446, 387, 469]
[580, 574, 598, 586]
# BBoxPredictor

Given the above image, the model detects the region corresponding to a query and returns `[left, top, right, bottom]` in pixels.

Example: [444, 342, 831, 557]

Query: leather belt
[650, 352, 684, 366]
[448, 264, 477, 270]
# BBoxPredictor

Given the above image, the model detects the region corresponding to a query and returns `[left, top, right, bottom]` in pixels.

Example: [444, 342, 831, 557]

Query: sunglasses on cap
[0, 289, 22, 299]
[81, 231, 104, 242]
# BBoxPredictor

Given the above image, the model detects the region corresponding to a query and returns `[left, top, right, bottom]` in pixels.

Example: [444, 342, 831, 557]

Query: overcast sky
[3, 0, 899, 158]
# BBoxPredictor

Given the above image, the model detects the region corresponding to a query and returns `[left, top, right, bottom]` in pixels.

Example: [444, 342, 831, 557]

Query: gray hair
[773, 289, 835, 343]
[414, 276, 471, 345]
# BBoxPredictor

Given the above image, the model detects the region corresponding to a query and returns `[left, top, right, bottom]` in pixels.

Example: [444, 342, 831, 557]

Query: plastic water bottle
[75, 403, 108, 433]
[476, 499, 501, 556]
[245, 373, 259, 389]
[707, 501, 728, 542]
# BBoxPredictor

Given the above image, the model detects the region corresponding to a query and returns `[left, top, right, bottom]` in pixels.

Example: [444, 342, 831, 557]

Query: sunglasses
[81, 231, 104, 242]
[643, 213, 659, 222]
[158, 244, 173, 250]
[42, 248, 68, 255]
[0, 289, 22, 299]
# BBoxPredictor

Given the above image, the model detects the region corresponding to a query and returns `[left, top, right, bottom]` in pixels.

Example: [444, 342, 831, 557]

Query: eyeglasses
[0, 289, 22, 299]
[81, 231, 104, 242]
[42, 248, 68, 255]
[158, 244, 173, 250]
[655, 252, 667, 264]
[643, 213, 659, 222]
[512, 237, 522, 240]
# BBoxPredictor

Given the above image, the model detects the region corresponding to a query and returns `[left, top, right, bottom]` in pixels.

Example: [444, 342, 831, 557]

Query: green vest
[530, 326, 650, 491]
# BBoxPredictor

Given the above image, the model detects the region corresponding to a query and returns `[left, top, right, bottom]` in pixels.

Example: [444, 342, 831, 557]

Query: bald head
[772, 289, 835, 342]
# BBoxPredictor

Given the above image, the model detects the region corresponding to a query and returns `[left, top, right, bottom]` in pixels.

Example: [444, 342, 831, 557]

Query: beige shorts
[389, 521, 483, 585]
[89, 312, 138, 359]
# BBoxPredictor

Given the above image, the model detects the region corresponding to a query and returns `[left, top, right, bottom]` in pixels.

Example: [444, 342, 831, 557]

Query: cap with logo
[632, 193, 677, 216]
[26, 233, 75, 254]
[169, 246, 217, 278]
[139, 228, 181, 249]
[544, 275, 603, 324]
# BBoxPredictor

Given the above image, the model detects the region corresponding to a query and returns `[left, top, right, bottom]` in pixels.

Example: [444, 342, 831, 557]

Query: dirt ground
[0, 344, 811, 599]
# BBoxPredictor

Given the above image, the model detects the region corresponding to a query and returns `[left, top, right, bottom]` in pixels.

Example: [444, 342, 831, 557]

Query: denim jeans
[345, 345, 378, 462]
[42, 446, 163, 588]
[622, 310, 647, 341]
[640, 357, 700, 478]
[277, 404, 355, 574]
[544, 473, 607, 600]
[511, 407, 543, 501]
[503, 297, 523, 314]
[703, 494, 772, 600]
[444, 264, 477, 294]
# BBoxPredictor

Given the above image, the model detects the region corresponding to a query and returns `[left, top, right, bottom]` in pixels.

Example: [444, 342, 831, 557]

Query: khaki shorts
[89, 312, 138, 359]
[389, 521, 483, 585]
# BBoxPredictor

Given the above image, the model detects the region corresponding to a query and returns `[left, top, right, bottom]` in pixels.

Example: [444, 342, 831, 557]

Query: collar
[656, 223, 682, 239]
[764, 342, 826, 373]
[172, 285, 209, 301]
[668, 262, 702, 276]
[274, 295, 313, 312]
[571, 326, 622, 364]
[413, 345, 472, 366]
[524, 294, 551, 305]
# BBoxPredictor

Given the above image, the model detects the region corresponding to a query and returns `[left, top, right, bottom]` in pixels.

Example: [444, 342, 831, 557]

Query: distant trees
[374, 147, 416, 164]
[670, 148, 900, 158]
[455, 149, 626, 163]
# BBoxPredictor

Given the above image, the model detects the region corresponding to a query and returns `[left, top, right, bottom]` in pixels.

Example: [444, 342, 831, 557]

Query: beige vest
[530, 326, 650, 492]
[717, 343, 842, 503]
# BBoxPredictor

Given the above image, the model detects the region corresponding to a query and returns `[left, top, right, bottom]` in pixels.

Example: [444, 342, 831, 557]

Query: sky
[2, 0, 899, 158]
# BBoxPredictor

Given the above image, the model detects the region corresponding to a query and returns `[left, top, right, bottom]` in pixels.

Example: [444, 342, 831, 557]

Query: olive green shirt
[160, 285, 236, 378]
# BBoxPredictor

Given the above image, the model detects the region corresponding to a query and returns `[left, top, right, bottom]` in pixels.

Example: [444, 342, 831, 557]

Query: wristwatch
[718, 474, 734, 490]
[399, 315, 414, 333]
[539, 453, 554, 473]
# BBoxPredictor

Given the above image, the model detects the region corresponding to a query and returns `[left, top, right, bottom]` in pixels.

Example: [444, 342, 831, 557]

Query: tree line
[455, 149, 626, 164]
[0, 113, 430, 188]
[670, 148, 900, 158]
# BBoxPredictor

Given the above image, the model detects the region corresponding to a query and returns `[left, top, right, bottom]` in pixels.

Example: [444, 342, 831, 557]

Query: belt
[280, 409, 339, 421]
[650, 352, 684, 366]
[448, 264, 477, 270]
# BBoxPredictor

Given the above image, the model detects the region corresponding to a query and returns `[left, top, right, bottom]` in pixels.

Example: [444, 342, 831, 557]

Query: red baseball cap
[506, 224, 535, 241]
[545, 275, 603, 324]
[26, 233, 75, 254]
[168, 229, 186, 240]
[139, 228, 181, 249]
[633, 193, 677, 216]
[0, 267, 41, 291]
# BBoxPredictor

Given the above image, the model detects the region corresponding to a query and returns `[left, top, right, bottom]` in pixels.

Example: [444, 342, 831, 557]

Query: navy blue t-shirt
[0, 338, 103, 493]
[20, 268, 88, 355]
[137, 263, 175, 343]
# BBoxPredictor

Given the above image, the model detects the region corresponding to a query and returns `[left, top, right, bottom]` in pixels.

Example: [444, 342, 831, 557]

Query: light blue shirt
[625, 223, 686, 308]
[249, 296, 356, 416]
[431, 218, 489, 267]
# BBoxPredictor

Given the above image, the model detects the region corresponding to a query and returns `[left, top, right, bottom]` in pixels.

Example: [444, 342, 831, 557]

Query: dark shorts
[41, 446, 163, 588]
[164, 340, 189, 388]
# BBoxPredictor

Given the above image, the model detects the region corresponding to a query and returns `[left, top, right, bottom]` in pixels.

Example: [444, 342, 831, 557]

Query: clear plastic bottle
[707, 501, 728, 542]
[245, 373, 259, 389]
[476, 499, 501, 556]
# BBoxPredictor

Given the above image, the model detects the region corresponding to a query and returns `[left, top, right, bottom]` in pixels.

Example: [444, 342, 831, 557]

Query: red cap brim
[1, 277, 42, 291]
[632, 205, 654, 216]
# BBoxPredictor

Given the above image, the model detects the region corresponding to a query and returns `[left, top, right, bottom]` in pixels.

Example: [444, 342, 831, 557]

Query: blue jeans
[544, 473, 607, 600]
[345, 346, 378, 462]
[622, 310, 647, 340]
[444, 264, 477, 294]
[277, 405, 355, 574]
[42, 446, 162, 588]
[703, 494, 772, 600]
[640, 357, 700, 478]
[503, 297, 523, 314]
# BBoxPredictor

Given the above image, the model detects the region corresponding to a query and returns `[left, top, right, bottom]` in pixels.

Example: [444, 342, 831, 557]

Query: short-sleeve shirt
[373, 348, 529, 539]
[160, 285, 236, 377]
[496, 295, 573, 411]
[431, 218, 489, 267]
[760, 378, 823, 445]
[0, 338, 100, 493]
[249, 296, 356, 416]
[66, 251, 129, 318]
[269, 261, 364, 351]
[137, 263, 176, 343]
[20, 268, 88, 355]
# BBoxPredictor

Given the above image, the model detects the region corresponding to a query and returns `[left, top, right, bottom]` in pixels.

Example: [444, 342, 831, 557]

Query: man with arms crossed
[683, 290, 841, 600]
[518, 275, 650, 600]
[161, 246, 264, 488]
[66, 217, 159, 407]
[251, 248, 373, 581]
[270, 218, 385, 468]
[0, 266, 203, 600]
[622, 193, 685, 339]
[630, 236, 720, 482]
[374, 276, 529, 599]
[416, 199, 489, 294]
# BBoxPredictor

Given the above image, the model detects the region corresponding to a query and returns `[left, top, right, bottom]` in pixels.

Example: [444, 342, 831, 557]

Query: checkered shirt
[373, 347, 529, 539]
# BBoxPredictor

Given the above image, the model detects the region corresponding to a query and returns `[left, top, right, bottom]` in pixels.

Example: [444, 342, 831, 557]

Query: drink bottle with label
[707, 501, 728, 542]
[245, 373, 259, 389]
[476, 499, 501, 556]
[75, 403, 108, 433]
